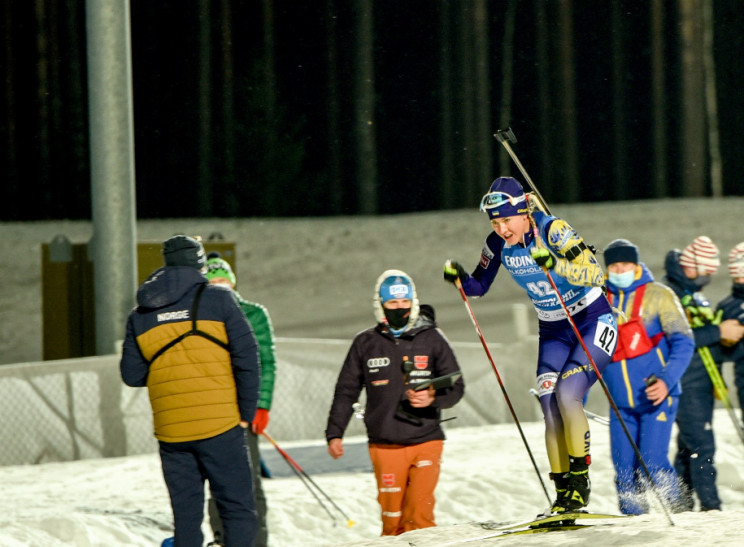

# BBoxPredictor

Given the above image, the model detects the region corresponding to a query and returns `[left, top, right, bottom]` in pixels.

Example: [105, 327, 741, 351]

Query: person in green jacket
[205, 252, 276, 547]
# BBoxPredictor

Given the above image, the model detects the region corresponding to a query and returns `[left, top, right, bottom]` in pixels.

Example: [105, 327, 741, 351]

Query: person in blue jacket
[443, 176, 617, 515]
[715, 243, 744, 421]
[602, 239, 695, 514]
[663, 236, 744, 511]
[664, 236, 741, 511]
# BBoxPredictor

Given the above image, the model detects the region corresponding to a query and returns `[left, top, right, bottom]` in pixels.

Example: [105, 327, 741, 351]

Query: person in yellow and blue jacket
[444, 176, 617, 515]
[120, 235, 260, 547]
[602, 239, 694, 515]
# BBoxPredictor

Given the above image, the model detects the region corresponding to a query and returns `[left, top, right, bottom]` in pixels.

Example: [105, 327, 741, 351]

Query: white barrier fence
[7, 334, 714, 467]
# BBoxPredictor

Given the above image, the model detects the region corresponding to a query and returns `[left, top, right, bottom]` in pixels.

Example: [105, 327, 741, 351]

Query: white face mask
[608, 270, 635, 289]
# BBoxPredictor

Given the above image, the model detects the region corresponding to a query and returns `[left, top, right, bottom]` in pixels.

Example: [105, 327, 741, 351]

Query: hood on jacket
[663, 249, 699, 294]
[136, 266, 207, 310]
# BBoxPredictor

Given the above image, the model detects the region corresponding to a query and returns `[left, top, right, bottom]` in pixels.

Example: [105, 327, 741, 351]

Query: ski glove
[531, 248, 555, 269]
[443, 259, 467, 284]
[251, 408, 270, 435]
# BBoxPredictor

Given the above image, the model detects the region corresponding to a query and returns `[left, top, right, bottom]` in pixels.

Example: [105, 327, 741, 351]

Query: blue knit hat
[479, 177, 530, 219]
[603, 239, 640, 267]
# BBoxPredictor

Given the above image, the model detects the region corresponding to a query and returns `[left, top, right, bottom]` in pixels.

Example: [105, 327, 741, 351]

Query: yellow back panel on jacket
[137, 319, 240, 443]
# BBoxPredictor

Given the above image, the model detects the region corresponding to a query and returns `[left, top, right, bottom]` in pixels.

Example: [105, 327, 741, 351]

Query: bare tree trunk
[48, 0, 63, 209]
[498, 0, 516, 176]
[702, 0, 722, 197]
[650, 0, 668, 198]
[556, 0, 579, 202]
[262, 0, 279, 213]
[535, 0, 553, 200]
[197, 0, 213, 213]
[324, 0, 343, 213]
[473, 0, 492, 188]
[220, 0, 236, 213]
[63, 0, 89, 213]
[678, 0, 706, 196]
[458, 3, 477, 204]
[36, 0, 52, 211]
[3, 1, 17, 197]
[611, 1, 627, 199]
[439, 0, 456, 208]
[353, 0, 378, 214]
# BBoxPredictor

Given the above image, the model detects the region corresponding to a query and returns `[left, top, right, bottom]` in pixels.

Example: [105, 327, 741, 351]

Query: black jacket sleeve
[325, 336, 365, 442]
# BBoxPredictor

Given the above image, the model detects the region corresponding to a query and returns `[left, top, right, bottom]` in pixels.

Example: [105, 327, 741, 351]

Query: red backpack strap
[608, 284, 645, 318]
[630, 283, 664, 346]
[630, 283, 647, 318]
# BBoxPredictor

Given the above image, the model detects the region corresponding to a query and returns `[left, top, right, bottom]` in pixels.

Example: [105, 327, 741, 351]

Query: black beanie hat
[603, 239, 640, 267]
[162, 235, 206, 269]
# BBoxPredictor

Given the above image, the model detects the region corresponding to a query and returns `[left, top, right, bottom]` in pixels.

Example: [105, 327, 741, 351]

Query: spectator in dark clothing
[120, 235, 260, 547]
[326, 270, 464, 536]
[662, 236, 744, 512]
[714, 242, 744, 421]
[205, 252, 276, 547]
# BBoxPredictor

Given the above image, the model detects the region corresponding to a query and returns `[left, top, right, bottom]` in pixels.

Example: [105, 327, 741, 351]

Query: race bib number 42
[594, 313, 618, 357]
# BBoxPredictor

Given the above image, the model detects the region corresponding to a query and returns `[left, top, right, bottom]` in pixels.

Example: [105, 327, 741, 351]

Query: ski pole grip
[494, 127, 517, 144]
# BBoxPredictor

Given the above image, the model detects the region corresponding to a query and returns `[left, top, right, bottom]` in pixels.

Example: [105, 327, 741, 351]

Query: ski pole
[453, 279, 552, 505]
[266, 433, 337, 525]
[583, 408, 610, 427]
[494, 128, 551, 215]
[262, 432, 355, 528]
[529, 388, 609, 426]
[495, 127, 599, 253]
[698, 346, 744, 445]
[537, 265, 675, 526]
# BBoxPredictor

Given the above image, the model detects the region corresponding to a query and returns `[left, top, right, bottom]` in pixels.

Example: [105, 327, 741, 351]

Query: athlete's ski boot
[548, 472, 570, 512]
[538, 472, 572, 523]
[551, 455, 591, 514]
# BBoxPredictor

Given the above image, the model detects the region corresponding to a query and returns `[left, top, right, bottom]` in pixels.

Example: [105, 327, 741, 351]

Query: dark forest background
[3, 0, 744, 220]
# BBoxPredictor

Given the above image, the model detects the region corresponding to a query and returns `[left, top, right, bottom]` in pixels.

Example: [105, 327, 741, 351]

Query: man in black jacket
[325, 269, 464, 536]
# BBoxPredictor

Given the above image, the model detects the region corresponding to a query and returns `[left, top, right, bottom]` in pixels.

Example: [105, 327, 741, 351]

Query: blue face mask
[608, 270, 635, 289]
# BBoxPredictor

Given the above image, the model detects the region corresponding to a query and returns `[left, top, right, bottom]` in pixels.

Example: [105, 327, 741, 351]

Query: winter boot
[552, 455, 591, 513]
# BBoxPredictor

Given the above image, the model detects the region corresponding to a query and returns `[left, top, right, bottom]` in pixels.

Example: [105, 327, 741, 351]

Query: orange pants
[368, 440, 443, 536]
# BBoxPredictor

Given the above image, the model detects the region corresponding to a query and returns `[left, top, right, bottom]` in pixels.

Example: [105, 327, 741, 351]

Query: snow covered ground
[1, 409, 742, 546]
